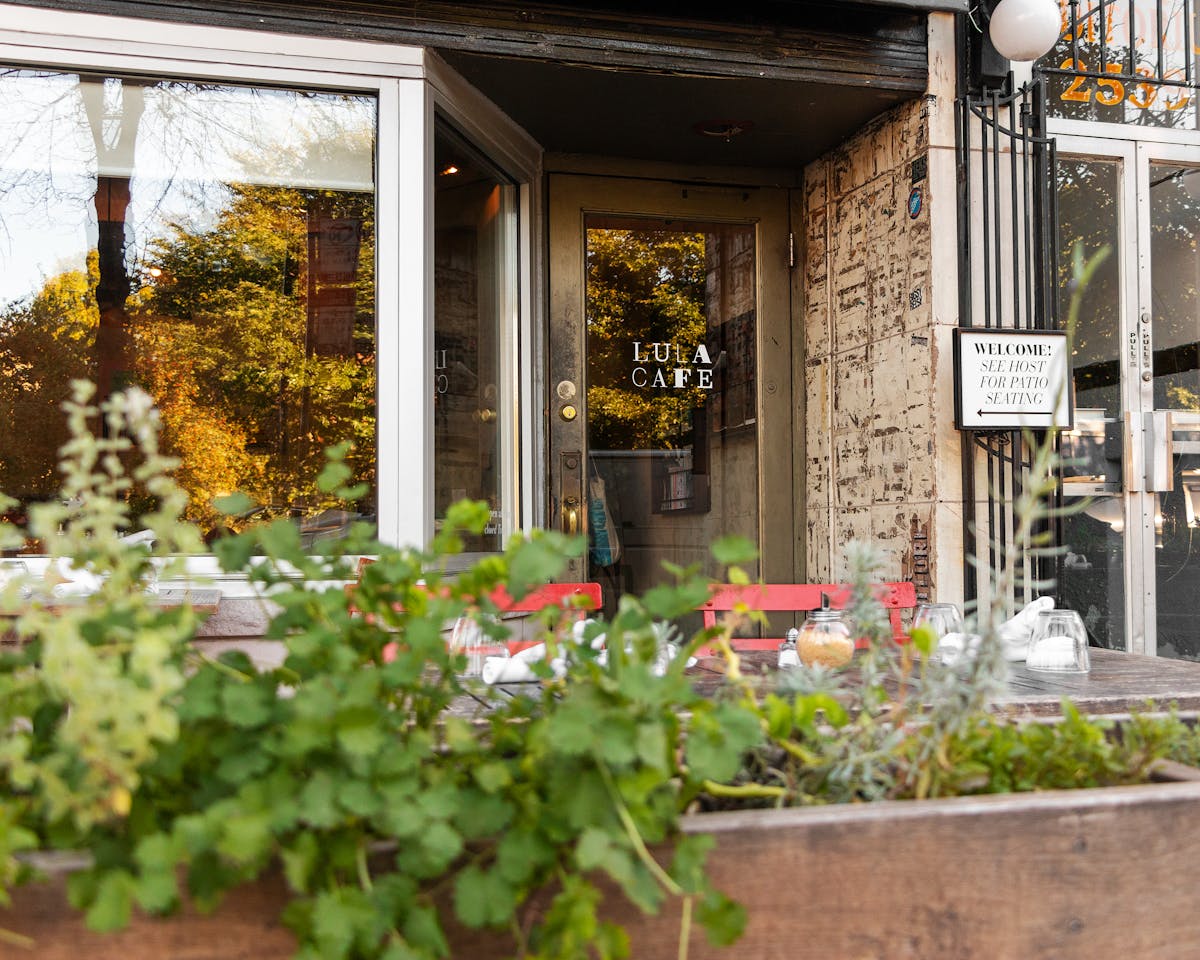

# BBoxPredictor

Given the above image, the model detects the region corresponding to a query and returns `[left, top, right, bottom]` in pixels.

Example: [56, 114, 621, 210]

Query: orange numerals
[1061, 58, 1091, 102]
[1128, 67, 1157, 109]
[1059, 58, 1190, 111]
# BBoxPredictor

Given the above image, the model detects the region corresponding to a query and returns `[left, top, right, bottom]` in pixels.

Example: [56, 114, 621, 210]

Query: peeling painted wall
[803, 96, 939, 593]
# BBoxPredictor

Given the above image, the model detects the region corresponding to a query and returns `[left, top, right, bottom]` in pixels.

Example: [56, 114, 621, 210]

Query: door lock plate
[560, 450, 583, 536]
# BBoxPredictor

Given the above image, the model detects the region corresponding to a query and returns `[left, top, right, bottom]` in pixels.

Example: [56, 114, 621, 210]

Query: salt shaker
[778, 627, 800, 669]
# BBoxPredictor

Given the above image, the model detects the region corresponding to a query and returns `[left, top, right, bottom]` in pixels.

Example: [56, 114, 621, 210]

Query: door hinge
[788, 231, 795, 269]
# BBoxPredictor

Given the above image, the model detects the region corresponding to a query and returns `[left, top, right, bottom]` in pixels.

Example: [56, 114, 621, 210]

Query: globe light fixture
[988, 0, 1062, 62]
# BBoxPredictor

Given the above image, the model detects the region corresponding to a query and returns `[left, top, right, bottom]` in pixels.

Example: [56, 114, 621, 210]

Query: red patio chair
[695, 582, 918, 654]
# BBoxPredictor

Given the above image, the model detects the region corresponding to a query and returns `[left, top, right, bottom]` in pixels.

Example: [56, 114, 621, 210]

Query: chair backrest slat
[488, 582, 602, 613]
[698, 582, 918, 650]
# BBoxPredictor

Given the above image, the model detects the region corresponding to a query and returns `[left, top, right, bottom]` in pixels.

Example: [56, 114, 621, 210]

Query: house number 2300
[1058, 58, 1191, 111]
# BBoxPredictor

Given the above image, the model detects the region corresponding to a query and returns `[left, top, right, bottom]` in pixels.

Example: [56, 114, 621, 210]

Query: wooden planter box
[7, 778, 1200, 959]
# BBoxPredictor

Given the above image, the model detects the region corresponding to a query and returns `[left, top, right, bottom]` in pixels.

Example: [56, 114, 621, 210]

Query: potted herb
[6, 247, 1200, 959]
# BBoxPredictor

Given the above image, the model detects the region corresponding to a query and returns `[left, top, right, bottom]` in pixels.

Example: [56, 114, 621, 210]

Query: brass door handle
[563, 496, 580, 535]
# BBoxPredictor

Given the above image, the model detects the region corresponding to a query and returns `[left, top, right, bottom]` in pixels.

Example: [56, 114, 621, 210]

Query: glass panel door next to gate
[1143, 149, 1200, 658]
[547, 176, 794, 613]
[1057, 137, 1200, 659]
[1056, 151, 1132, 651]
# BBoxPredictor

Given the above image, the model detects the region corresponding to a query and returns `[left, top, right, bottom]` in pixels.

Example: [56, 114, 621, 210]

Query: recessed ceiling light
[439, 164, 460, 176]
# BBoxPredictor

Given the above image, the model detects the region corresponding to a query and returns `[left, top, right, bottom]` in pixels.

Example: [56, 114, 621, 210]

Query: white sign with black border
[954, 328, 1072, 431]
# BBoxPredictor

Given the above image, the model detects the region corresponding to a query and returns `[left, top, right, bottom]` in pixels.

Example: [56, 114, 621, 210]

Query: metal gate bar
[956, 76, 1058, 608]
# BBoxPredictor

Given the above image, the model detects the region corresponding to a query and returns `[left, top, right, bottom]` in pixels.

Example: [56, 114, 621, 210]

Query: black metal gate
[955, 77, 1058, 606]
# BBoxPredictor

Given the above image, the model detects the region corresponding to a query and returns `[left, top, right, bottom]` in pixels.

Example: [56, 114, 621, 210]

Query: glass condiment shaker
[796, 593, 854, 669]
[778, 627, 801, 669]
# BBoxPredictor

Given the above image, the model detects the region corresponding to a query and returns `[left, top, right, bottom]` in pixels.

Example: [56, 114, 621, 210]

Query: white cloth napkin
[49, 558, 103, 598]
[997, 596, 1055, 662]
[480, 619, 694, 684]
[936, 631, 980, 666]
[481, 655, 542, 684]
[482, 640, 569, 685]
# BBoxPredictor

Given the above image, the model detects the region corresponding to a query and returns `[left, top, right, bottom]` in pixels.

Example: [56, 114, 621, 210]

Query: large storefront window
[433, 122, 517, 551]
[0, 69, 377, 546]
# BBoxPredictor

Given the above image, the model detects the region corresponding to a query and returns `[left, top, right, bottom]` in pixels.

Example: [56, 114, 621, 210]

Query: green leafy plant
[0, 383, 204, 827]
[692, 243, 1200, 810]
[0, 383, 760, 959]
[3, 244, 1199, 958]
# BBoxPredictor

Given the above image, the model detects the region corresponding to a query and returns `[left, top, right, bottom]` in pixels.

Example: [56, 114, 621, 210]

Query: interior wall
[802, 96, 938, 589]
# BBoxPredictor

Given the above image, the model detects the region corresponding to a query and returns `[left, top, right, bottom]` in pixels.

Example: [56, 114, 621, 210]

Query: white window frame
[0, 5, 542, 586]
[425, 53, 543, 551]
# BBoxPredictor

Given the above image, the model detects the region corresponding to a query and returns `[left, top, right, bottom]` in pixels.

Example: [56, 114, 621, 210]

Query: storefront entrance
[546, 175, 798, 602]
[1056, 138, 1200, 658]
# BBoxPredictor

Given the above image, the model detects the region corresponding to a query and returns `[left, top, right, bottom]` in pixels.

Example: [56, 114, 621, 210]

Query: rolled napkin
[119, 529, 156, 547]
[996, 596, 1055, 661]
[936, 631, 980, 666]
[49, 558, 103, 598]
[482, 641, 568, 684]
[482, 656, 539, 684]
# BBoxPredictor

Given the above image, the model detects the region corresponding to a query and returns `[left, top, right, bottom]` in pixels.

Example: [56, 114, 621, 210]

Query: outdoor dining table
[463, 645, 1200, 718]
[0, 586, 223, 643]
[685, 646, 1200, 718]
[431, 643, 1200, 721]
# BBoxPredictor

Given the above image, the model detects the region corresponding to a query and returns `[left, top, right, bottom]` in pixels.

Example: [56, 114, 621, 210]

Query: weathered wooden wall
[801, 12, 961, 602]
[802, 97, 937, 589]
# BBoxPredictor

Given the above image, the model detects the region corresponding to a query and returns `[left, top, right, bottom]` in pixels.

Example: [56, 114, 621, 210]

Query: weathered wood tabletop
[996, 647, 1200, 716]
[0, 586, 222, 618]
[684, 646, 1200, 717]
[455, 646, 1200, 719]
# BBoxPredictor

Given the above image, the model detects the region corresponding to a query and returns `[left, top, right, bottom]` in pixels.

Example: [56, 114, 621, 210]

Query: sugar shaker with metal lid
[796, 593, 854, 669]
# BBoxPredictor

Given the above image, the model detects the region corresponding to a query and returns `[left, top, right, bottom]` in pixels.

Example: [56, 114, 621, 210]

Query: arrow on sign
[977, 408, 1055, 417]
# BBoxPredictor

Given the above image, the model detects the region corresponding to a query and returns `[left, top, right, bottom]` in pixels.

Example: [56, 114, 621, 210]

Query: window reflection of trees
[1056, 158, 1122, 420]
[0, 70, 377, 543]
[1149, 164, 1200, 411]
[1038, 0, 1199, 130]
[585, 228, 706, 452]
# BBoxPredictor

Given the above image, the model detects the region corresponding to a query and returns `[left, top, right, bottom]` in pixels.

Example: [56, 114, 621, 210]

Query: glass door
[1055, 143, 1139, 651]
[547, 176, 795, 610]
[1137, 143, 1200, 658]
[1056, 137, 1200, 658]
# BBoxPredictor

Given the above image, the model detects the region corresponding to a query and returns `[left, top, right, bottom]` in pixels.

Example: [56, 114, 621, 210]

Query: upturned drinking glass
[913, 602, 965, 659]
[1026, 609, 1090, 673]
